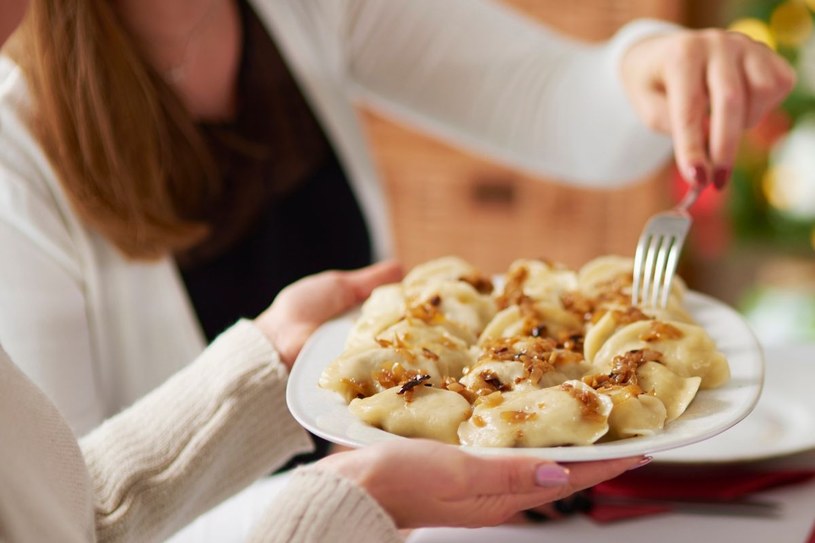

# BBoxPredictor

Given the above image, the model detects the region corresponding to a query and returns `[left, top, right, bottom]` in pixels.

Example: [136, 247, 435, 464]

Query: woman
[0, 0, 794, 442]
[0, 262, 647, 542]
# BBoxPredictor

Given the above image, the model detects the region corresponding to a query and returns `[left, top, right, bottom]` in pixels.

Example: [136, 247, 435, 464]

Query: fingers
[303, 260, 404, 318]
[624, 30, 796, 190]
[340, 260, 404, 303]
[742, 48, 797, 129]
[466, 453, 645, 501]
[664, 37, 709, 187]
[706, 41, 746, 188]
[454, 454, 646, 525]
[502, 456, 647, 514]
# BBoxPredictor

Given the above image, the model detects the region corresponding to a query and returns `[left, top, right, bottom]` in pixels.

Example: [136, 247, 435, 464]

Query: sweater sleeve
[340, 0, 677, 186]
[247, 466, 402, 543]
[79, 320, 314, 543]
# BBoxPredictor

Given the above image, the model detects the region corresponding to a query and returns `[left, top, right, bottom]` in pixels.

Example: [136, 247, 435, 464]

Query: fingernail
[628, 456, 653, 470]
[713, 167, 731, 190]
[535, 464, 570, 487]
[686, 164, 709, 187]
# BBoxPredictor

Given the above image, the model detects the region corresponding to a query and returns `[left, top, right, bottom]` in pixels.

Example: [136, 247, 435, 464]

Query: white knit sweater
[0, 321, 401, 542]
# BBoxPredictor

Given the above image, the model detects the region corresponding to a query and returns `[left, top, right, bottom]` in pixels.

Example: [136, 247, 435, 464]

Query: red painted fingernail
[713, 167, 731, 190]
[687, 164, 709, 187]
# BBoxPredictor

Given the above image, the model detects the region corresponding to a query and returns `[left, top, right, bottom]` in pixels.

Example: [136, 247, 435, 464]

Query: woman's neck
[113, 0, 242, 120]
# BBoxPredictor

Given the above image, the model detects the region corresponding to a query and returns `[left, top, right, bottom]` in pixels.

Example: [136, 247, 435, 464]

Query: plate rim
[655, 343, 815, 464]
[287, 290, 764, 462]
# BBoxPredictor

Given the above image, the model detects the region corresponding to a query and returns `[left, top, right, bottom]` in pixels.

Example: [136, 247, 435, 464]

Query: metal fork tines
[632, 182, 705, 309]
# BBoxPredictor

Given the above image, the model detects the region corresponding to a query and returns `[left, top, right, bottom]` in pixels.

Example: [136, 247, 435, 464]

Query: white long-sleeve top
[0, 0, 674, 435]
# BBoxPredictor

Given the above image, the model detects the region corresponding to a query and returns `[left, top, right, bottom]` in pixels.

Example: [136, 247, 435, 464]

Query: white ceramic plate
[287, 291, 764, 462]
[655, 343, 815, 463]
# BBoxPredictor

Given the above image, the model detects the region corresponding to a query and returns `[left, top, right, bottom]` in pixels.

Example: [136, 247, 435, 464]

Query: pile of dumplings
[319, 256, 730, 448]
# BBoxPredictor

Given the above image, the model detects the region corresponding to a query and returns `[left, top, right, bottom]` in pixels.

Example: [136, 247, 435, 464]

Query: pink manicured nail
[628, 456, 653, 470]
[535, 464, 570, 487]
[713, 167, 731, 190]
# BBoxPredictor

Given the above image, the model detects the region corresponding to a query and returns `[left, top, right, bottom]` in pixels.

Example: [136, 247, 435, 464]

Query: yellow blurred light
[763, 166, 791, 210]
[807, 0, 815, 12]
[729, 18, 777, 50]
[770, 0, 814, 47]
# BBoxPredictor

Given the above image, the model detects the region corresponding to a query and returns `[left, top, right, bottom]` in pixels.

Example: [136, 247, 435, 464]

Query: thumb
[341, 260, 403, 303]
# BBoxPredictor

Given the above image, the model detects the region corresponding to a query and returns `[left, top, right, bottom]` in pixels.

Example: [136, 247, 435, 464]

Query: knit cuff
[607, 18, 683, 70]
[82, 319, 314, 542]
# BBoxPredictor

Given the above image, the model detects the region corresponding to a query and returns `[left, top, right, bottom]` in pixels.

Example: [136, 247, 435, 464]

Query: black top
[176, 1, 372, 467]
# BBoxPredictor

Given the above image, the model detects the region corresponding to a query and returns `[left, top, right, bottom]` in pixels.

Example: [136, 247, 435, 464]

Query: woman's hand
[315, 439, 646, 529]
[621, 29, 796, 189]
[254, 261, 403, 368]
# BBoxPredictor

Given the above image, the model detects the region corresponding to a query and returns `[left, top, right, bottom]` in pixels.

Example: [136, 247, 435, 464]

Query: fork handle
[676, 181, 705, 213]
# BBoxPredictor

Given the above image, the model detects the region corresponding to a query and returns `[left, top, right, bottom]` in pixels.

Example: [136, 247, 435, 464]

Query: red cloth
[587, 468, 815, 523]
[807, 520, 815, 543]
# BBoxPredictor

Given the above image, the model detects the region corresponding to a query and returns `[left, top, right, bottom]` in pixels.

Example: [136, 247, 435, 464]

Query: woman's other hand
[315, 439, 646, 529]
[254, 261, 403, 368]
[621, 29, 796, 189]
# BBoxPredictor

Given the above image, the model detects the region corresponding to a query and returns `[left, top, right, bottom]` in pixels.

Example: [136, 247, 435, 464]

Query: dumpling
[637, 361, 701, 421]
[583, 307, 653, 364]
[344, 283, 406, 352]
[461, 337, 590, 396]
[585, 349, 701, 423]
[320, 320, 473, 402]
[577, 255, 687, 309]
[599, 385, 667, 440]
[497, 259, 578, 308]
[406, 280, 497, 344]
[349, 384, 472, 444]
[478, 301, 583, 347]
[577, 255, 636, 300]
[458, 381, 612, 447]
[592, 320, 730, 389]
[402, 256, 493, 298]
[583, 353, 668, 439]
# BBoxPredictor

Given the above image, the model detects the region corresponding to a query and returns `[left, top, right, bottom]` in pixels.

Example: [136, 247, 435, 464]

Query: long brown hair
[7, 0, 217, 259]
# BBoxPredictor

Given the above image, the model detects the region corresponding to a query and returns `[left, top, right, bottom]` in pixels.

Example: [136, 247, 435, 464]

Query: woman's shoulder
[0, 55, 84, 262]
[0, 55, 70, 203]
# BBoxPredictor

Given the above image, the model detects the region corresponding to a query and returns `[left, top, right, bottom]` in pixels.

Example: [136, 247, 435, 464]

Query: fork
[631, 181, 706, 308]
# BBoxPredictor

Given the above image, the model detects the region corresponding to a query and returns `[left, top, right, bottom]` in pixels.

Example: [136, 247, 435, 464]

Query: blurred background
[359, 0, 815, 347]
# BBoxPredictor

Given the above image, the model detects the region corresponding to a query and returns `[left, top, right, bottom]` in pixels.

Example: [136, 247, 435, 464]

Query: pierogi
[319, 255, 730, 448]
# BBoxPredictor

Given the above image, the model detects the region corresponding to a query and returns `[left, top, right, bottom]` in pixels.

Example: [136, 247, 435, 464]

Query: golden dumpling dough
[463, 336, 589, 395]
[350, 385, 473, 444]
[637, 361, 701, 421]
[577, 255, 687, 304]
[458, 381, 612, 448]
[320, 320, 473, 403]
[402, 256, 491, 298]
[583, 308, 653, 364]
[406, 281, 497, 344]
[478, 303, 583, 346]
[344, 283, 405, 353]
[598, 386, 667, 440]
[499, 259, 578, 307]
[460, 360, 529, 394]
[593, 320, 729, 389]
[582, 305, 692, 365]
